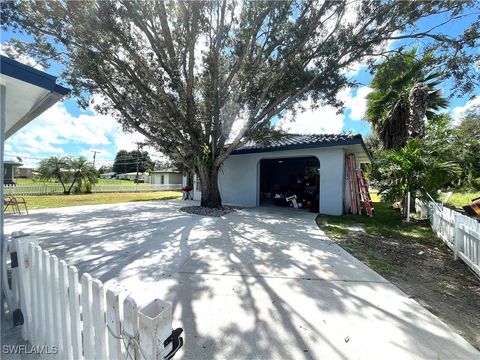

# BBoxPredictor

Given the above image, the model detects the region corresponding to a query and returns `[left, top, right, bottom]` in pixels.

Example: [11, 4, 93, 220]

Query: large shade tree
[3, 0, 479, 207]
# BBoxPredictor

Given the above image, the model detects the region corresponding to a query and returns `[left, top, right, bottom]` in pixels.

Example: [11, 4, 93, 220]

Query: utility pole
[91, 150, 101, 169]
[135, 142, 143, 191]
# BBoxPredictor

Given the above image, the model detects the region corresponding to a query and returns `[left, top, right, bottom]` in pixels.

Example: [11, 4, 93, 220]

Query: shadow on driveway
[4, 200, 479, 359]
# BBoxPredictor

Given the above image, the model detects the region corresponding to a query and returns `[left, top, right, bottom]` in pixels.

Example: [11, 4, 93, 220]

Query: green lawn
[317, 193, 434, 242]
[316, 194, 480, 349]
[315, 193, 436, 275]
[16, 178, 135, 185]
[440, 191, 480, 207]
[5, 191, 182, 211]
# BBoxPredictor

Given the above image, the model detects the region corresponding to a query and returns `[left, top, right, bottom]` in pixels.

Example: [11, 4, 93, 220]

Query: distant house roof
[3, 160, 22, 167]
[151, 168, 180, 174]
[231, 133, 370, 161]
[119, 172, 147, 176]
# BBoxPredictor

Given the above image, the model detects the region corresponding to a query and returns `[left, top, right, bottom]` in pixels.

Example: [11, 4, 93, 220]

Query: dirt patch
[317, 217, 480, 350]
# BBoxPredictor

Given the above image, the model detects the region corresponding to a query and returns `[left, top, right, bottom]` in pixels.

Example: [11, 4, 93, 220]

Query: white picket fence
[428, 202, 480, 277]
[4, 183, 182, 196]
[8, 234, 181, 359]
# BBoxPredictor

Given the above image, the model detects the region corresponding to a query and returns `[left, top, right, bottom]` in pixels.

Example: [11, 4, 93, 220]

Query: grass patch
[15, 178, 142, 185]
[316, 194, 480, 350]
[5, 191, 182, 210]
[316, 200, 434, 244]
[440, 191, 480, 208]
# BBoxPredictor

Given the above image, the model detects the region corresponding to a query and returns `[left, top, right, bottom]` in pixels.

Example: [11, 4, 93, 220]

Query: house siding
[213, 146, 346, 215]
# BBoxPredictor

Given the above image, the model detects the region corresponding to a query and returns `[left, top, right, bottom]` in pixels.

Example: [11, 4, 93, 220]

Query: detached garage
[193, 134, 370, 215]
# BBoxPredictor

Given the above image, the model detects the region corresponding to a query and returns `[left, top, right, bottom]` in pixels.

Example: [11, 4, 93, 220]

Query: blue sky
[1, 6, 479, 169]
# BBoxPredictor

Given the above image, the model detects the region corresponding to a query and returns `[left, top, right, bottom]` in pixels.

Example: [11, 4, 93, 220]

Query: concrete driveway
[4, 200, 479, 359]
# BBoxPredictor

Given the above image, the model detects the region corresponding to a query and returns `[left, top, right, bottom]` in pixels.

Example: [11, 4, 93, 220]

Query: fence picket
[106, 285, 123, 359]
[28, 243, 37, 343]
[42, 250, 55, 347]
[14, 238, 30, 340]
[124, 295, 140, 360]
[49, 255, 62, 356]
[68, 267, 83, 360]
[58, 260, 73, 359]
[428, 202, 480, 277]
[92, 279, 108, 360]
[13, 242, 177, 360]
[3, 183, 182, 196]
[81, 273, 95, 360]
[35, 246, 46, 344]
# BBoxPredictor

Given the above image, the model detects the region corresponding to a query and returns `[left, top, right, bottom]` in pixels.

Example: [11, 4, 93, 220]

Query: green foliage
[112, 150, 154, 174]
[4, 0, 479, 206]
[37, 156, 98, 194]
[366, 49, 448, 149]
[372, 138, 459, 204]
[37, 156, 72, 193]
[452, 106, 480, 189]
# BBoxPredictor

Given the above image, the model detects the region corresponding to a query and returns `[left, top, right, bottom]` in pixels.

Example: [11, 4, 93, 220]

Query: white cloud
[342, 86, 372, 121]
[4, 101, 160, 168]
[277, 98, 344, 134]
[277, 86, 371, 134]
[0, 43, 44, 70]
[451, 96, 480, 125]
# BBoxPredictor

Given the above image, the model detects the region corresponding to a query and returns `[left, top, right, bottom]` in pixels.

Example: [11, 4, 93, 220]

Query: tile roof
[231, 133, 365, 154]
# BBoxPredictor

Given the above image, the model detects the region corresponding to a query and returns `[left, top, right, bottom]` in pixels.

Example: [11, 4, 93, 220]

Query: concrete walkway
[4, 200, 479, 359]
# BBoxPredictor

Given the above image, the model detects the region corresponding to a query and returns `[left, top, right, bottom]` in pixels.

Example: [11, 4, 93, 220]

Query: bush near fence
[428, 202, 480, 277]
[4, 183, 182, 196]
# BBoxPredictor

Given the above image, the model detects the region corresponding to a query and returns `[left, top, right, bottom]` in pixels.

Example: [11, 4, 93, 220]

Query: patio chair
[3, 196, 29, 215]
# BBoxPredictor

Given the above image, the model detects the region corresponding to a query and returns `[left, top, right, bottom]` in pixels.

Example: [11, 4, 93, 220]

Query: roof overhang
[1, 55, 71, 140]
[231, 136, 371, 162]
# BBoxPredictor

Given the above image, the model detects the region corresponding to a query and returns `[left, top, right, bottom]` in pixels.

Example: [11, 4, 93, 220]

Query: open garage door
[259, 156, 320, 211]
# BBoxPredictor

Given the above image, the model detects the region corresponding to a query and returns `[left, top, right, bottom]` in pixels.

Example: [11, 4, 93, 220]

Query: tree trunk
[198, 165, 222, 208]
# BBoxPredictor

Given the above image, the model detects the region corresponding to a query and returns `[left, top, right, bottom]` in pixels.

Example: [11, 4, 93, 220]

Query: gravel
[180, 205, 238, 217]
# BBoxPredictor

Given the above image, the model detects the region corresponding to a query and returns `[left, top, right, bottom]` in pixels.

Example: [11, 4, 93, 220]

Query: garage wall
[218, 146, 346, 215]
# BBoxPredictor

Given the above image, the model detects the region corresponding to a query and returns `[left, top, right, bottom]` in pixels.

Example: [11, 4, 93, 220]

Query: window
[161, 175, 165, 184]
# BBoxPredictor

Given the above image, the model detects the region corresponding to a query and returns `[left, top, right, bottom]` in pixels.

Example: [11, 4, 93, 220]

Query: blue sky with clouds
[1, 7, 479, 169]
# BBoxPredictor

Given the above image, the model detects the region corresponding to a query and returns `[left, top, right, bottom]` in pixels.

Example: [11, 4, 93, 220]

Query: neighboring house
[150, 168, 183, 186]
[3, 160, 22, 185]
[99, 172, 117, 179]
[16, 167, 34, 178]
[117, 172, 150, 182]
[193, 134, 370, 216]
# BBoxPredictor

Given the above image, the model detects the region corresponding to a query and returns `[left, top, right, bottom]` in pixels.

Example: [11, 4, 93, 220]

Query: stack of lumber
[345, 154, 374, 216]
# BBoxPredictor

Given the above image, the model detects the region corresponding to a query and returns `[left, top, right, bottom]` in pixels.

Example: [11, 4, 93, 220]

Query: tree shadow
[4, 201, 478, 359]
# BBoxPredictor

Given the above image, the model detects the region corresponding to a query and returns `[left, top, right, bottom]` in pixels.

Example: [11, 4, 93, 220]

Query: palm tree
[366, 49, 448, 149]
[66, 157, 98, 194]
[37, 156, 72, 194]
[37, 156, 98, 194]
[376, 138, 459, 213]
